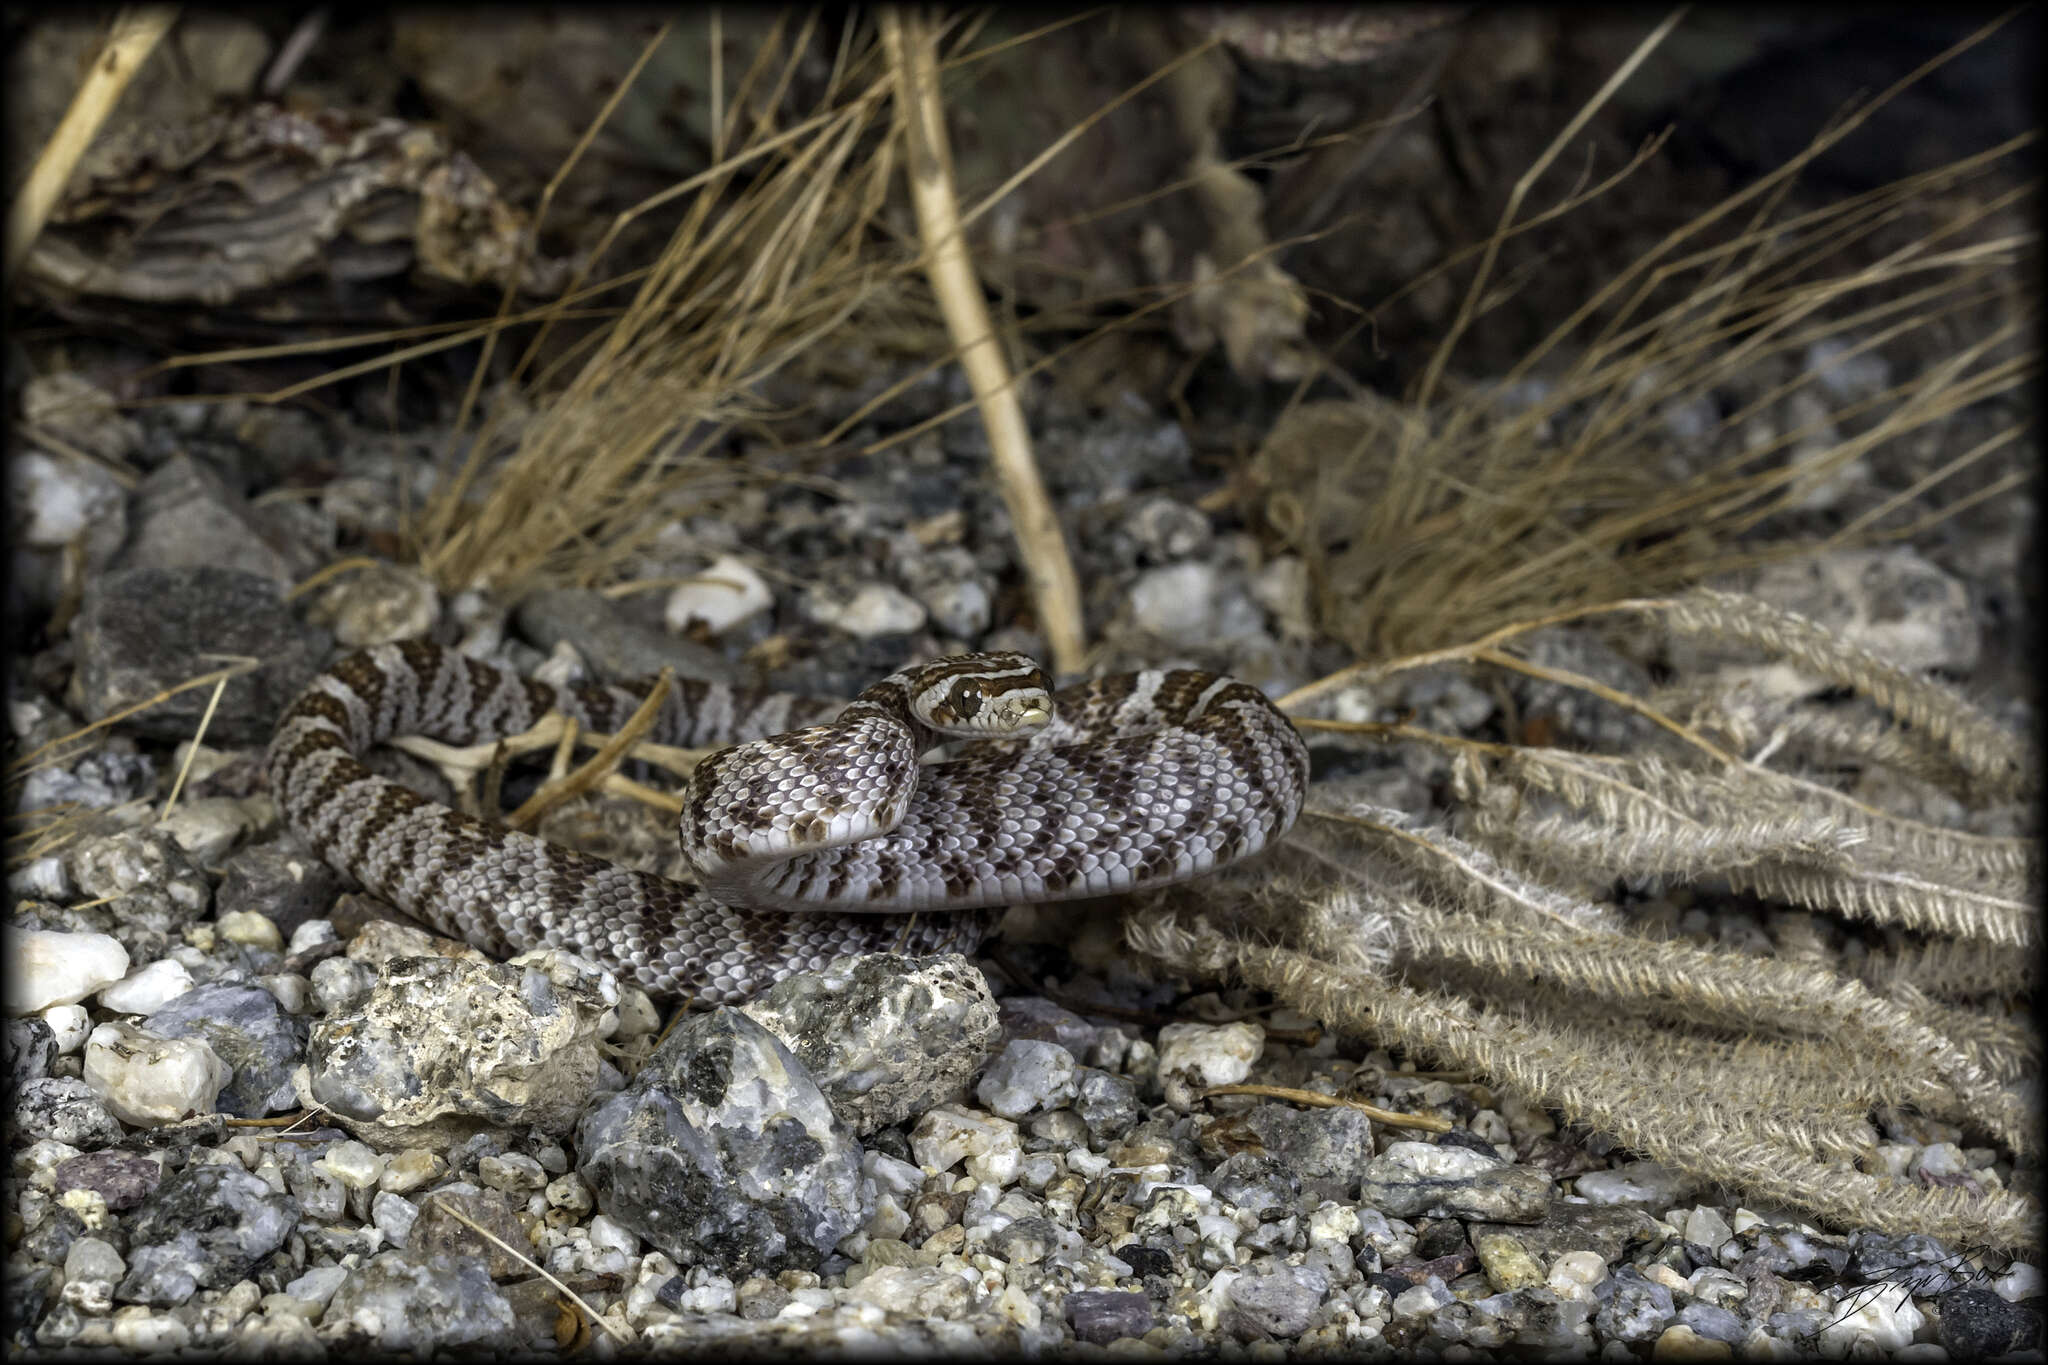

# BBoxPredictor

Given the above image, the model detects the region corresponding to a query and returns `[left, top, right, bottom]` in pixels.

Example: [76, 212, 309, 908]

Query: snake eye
[951, 679, 984, 718]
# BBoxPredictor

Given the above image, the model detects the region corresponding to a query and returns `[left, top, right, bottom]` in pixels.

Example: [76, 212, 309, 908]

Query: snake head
[910, 653, 1054, 738]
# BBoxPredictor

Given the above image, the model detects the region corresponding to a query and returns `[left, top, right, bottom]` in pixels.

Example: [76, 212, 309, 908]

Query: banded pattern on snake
[268, 641, 1309, 1003]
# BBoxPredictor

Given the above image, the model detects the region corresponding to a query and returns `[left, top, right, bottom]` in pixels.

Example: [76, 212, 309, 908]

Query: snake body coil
[268, 641, 1308, 1003]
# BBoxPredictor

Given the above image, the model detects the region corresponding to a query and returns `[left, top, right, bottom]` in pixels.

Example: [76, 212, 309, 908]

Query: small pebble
[82, 1021, 229, 1125]
[97, 960, 197, 1016]
[9, 930, 130, 1012]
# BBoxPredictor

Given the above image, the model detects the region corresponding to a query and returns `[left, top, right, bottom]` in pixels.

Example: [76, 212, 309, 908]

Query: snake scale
[268, 641, 1309, 1004]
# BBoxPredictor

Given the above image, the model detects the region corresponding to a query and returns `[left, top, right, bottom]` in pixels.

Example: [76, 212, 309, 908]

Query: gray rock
[1066, 1289, 1154, 1344]
[11, 449, 127, 565]
[1679, 1300, 1748, 1343]
[371, 1190, 418, 1248]
[5, 1265, 54, 1350]
[59, 830, 212, 964]
[213, 839, 344, 944]
[1072, 1067, 1142, 1144]
[6, 1017, 56, 1087]
[303, 951, 615, 1150]
[306, 561, 439, 647]
[805, 582, 928, 638]
[1935, 1286, 2041, 1358]
[322, 1250, 515, 1351]
[989, 1216, 1067, 1266]
[914, 578, 991, 639]
[1468, 1203, 1665, 1267]
[739, 954, 1000, 1136]
[117, 454, 314, 586]
[53, 1150, 161, 1212]
[11, 1077, 124, 1149]
[20, 374, 141, 463]
[1208, 1101, 1375, 1182]
[1212, 1152, 1301, 1218]
[1574, 1159, 1698, 1208]
[1360, 1141, 1553, 1224]
[1592, 1267, 1676, 1343]
[1225, 1260, 1329, 1339]
[1124, 496, 1213, 563]
[1495, 1287, 1593, 1352]
[976, 1039, 1079, 1120]
[514, 587, 734, 685]
[576, 1007, 863, 1272]
[1847, 1230, 1969, 1295]
[309, 955, 376, 1015]
[283, 1152, 346, 1222]
[16, 747, 157, 813]
[71, 567, 329, 745]
[116, 1165, 300, 1306]
[997, 996, 1099, 1056]
[143, 984, 306, 1118]
[1128, 561, 1266, 648]
[1742, 547, 1978, 676]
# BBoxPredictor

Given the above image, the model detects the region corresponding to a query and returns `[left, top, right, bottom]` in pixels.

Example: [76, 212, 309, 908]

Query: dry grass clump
[1250, 16, 2035, 659]
[1135, 588, 2039, 1249]
[410, 14, 919, 597]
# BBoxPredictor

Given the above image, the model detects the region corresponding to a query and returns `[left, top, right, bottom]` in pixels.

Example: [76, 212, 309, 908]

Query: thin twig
[424, 1195, 630, 1345]
[6, 657, 259, 781]
[1277, 598, 1673, 713]
[158, 674, 229, 819]
[881, 8, 1086, 673]
[1473, 645, 1739, 766]
[506, 671, 674, 831]
[1202, 1083, 1455, 1134]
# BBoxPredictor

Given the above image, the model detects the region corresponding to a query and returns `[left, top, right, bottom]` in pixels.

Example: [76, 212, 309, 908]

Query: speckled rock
[1935, 1286, 2042, 1358]
[1066, 1289, 1154, 1344]
[576, 1007, 863, 1272]
[71, 566, 329, 745]
[116, 1165, 299, 1306]
[739, 954, 1000, 1135]
[301, 950, 616, 1150]
[143, 984, 305, 1118]
[61, 830, 213, 962]
[1360, 1141, 1553, 1223]
[321, 1249, 515, 1350]
[11, 1077, 124, 1148]
[53, 1150, 162, 1212]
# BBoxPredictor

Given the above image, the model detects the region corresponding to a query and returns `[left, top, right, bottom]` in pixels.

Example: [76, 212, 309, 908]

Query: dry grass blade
[5, 657, 259, 785]
[1663, 589, 2033, 800]
[506, 670, 672, 831]
[423, 1194, 630, 1344]
[1258, 66, 2034, 659]
[880, 8, 1086, 673]
[6, 6, 180, 277]
[1130, 914, 2037, 1248]
[409, 18, 911, 598]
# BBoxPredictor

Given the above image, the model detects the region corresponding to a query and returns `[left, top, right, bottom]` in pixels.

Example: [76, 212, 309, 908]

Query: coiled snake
[268, 642, 1309, 1003]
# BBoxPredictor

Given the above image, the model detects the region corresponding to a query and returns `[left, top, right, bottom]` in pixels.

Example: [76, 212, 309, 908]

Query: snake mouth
[998, 699, 1053, 731]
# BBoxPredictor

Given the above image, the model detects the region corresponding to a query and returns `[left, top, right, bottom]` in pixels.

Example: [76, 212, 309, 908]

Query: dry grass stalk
[505, 671, 672, 832]
[1662, 589, 2032, 800]
[1144, 578, 2037, 1246]
[5, 6, 180, 277]
[1129, 916, 2037, 1249]
[1202, 1084, 1452, 1134]
[410, 16, 911, 597]
[880, 8, 1086, 673]
[1256, 20, 2034, 660]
